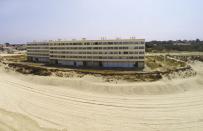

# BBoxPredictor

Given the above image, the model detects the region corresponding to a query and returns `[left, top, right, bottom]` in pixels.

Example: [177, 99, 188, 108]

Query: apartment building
[27, 42, 49, 62]
[27, 38, 145, 68]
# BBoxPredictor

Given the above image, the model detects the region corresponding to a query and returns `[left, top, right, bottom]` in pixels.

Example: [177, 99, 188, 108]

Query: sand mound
[0, 108, 60, 131]
[0, 62, 201, 95]
[0, 62, 203, 131]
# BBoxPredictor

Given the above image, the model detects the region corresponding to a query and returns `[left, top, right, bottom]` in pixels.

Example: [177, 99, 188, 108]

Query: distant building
[173, 42, 191, 46]
[13, 44, 27, 50]
[27, 38, 145, 69]
[4, 43, 10, 47]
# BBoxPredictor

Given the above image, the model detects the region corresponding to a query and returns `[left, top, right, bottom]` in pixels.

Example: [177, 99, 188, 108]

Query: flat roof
[27, 38, 145, 44]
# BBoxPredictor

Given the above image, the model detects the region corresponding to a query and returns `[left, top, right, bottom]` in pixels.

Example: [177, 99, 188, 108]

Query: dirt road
[0, 62, 203, 131]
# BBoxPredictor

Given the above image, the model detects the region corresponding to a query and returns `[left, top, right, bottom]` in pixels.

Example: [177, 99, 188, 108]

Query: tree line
[146, 39, 203, 52]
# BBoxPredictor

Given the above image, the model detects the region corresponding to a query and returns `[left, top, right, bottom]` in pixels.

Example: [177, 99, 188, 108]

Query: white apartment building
[27, 38, 145, 68]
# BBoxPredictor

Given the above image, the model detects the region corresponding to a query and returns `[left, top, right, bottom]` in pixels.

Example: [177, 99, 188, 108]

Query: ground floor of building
[27, 56, 144, 69]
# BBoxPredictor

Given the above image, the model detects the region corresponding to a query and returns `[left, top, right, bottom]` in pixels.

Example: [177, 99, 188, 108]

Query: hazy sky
[0, 0, 203, 43]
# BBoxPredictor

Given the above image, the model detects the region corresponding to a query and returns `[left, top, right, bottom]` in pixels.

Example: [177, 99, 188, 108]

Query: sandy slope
[0, 62, 203, 131]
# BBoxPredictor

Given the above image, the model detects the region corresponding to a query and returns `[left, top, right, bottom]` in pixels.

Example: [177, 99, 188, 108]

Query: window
[93, 47, 98, 49]
[139, 46, 145, 49]
[108, 42, 113, 45]
[134, 47, 138, 49]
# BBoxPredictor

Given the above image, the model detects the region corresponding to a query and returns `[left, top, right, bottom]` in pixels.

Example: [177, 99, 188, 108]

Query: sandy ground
[0, 62, 203, 131]
[0, 54, 24, 57]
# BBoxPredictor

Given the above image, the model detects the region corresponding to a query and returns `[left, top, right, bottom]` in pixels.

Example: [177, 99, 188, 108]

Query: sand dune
[0, 62, 203, 131]
[0, 108, 58, 131]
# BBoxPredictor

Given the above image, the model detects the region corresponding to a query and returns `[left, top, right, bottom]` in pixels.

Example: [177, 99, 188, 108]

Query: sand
[0, 61, 203, 131]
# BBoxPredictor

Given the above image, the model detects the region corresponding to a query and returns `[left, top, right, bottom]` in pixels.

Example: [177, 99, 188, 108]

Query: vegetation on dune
[145, 55, 187, 71]
[0, 54, 27, 62]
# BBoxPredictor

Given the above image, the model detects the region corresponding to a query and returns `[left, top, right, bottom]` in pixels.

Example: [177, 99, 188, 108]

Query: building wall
[102, 61, 135, 68]
[58, 60, 74, 66]
[36, 57, 49, 63]
[27, 39, 145, 68]
[27, 56, 49, 63]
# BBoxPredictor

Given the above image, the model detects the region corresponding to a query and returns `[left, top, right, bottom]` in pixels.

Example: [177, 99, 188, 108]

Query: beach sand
[0, 62, 203, 131]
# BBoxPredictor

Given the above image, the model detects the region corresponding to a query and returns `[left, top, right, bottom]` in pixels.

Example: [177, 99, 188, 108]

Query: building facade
[27, 42, 49, 62]
[27, 38, 145, 68]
